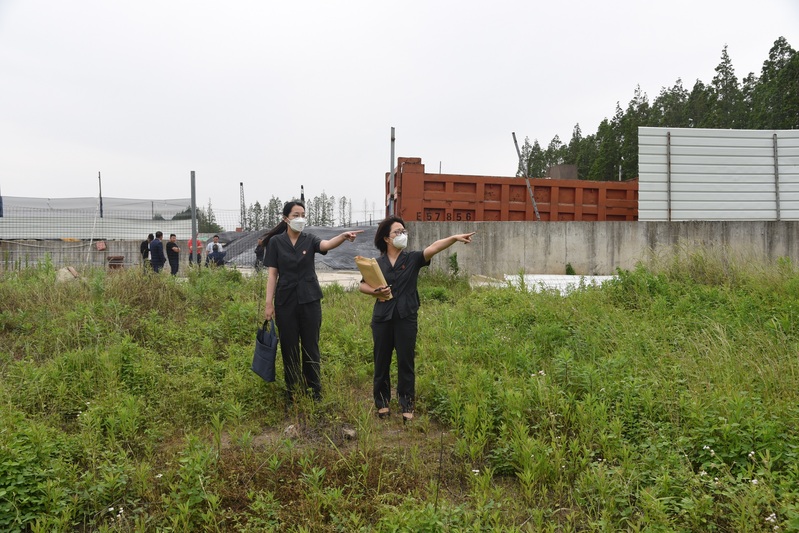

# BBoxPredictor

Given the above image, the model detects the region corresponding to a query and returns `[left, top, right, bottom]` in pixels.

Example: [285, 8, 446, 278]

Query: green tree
[588, 106, 622, 181]
[172, 205, 223, 233]
[618, 85, 650, 179]
[516, 137, 547, 178]
[708, 45, 744, 128]
[651, 79, 690, 127]
[685, 79, 714, 128]
[338, 197, 351, 226]
[199, 199, 224, 233]
[544, 135, 567, 171]
[246, 201, 265, 231]
[266, 196, 283, 228]
[565, 124, 599, 180]
[750, 37, 799, 128]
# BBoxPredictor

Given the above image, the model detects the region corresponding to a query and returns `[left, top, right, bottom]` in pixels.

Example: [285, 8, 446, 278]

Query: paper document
[355, 256, 392, 300]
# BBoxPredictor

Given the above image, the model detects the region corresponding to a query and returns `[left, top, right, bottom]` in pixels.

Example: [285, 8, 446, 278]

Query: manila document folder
[354, 256, 392, 300]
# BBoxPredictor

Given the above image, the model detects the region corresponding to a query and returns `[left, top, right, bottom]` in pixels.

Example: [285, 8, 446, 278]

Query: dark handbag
[252, 320, 278, 382]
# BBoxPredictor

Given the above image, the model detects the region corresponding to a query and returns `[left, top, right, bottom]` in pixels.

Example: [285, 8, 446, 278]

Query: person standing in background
[188, 237, 203, 266]
[165, 233, 180, 276]
[205, 244, 227, 267]
[206, 235, 224, 266]
[140, 233, 154, 270]
[150, 231, 166, 273]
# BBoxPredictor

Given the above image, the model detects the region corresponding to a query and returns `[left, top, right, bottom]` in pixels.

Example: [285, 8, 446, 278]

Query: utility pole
[98, 171, 103, 218]
[389, 127, 395, 216]
[240, 182, 246, 231]
[191, 171, 197, 257]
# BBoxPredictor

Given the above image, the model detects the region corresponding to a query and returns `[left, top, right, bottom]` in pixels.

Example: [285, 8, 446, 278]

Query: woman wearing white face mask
[359, 216, 475, 422]
[263, 201, 363, 401]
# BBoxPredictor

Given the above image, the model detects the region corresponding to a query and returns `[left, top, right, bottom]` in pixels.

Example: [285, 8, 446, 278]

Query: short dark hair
[170, 233, 176, 238]
[374, 216, 405, 255]
[155, 231, 163, 238]
[213, 235, 219, 239]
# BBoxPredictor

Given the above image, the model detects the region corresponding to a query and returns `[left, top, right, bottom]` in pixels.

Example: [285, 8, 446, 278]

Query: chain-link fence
[0, 196, 384, 272]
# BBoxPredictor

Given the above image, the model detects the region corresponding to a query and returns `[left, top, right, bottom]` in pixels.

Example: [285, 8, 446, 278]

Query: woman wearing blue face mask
[263, 200, 363, 401]
[359, 215, 475, 422]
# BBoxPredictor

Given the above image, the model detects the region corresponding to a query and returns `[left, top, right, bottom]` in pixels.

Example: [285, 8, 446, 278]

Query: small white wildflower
[714, 477, 719, 483]
[749, 451, 756, 459]
[108, 507, 114, 512]
[155, 473, 163, 479]
[538, 370, 546, 376]
[699, 470, 707, 476]
[471, 469, 480, 475]
[751, 478, 759, 485]
[766, 513, 777, 523]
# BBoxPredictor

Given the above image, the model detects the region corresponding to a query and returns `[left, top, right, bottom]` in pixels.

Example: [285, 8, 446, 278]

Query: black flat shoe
[377, 407, 390, 419]
[402, 412, 414, 424]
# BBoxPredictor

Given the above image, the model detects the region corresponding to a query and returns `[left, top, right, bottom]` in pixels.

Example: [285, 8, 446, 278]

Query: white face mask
[392, 233, 408, 250]
[288, 217, 306, 233]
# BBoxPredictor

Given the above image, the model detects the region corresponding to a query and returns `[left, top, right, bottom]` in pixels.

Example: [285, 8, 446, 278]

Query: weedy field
[2, 250, 799, 532]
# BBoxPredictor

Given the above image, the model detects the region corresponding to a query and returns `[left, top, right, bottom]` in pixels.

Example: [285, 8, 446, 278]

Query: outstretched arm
[320, 230, 365, 252]
[423, 232, 476, 262]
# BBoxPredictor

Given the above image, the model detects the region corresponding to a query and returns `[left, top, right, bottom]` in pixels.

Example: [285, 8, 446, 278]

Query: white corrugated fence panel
[639, 127, 799, 221]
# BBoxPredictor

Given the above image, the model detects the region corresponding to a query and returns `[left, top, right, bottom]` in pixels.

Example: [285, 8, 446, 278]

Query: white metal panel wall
[639, 127, 799, 221]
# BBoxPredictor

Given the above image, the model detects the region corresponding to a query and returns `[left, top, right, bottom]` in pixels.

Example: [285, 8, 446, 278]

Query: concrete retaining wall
[407, 221, 799, 276]
[4, 221, 799, 276]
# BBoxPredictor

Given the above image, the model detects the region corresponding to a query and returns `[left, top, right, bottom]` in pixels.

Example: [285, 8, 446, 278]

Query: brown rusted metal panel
[387, 157, 638, 222]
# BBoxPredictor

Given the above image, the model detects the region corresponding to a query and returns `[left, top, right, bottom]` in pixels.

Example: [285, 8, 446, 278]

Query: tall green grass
[1, 251, 799, 531]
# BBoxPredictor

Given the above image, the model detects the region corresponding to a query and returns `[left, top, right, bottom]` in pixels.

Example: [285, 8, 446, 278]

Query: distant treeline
[172, 193, 355, 232]
[517, 36, 799, 181]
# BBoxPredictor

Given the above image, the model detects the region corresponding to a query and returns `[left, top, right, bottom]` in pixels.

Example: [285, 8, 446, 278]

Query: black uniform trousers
[372, 310, 418, 413]
[275, 298, 323, 399]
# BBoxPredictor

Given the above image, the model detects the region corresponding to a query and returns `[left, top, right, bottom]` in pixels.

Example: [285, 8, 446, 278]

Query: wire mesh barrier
[0, 196, 194, 270]
[0, 196, 383, 272]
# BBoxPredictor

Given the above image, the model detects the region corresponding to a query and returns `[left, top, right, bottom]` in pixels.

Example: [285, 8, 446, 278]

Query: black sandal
[377, 407, 390, 419]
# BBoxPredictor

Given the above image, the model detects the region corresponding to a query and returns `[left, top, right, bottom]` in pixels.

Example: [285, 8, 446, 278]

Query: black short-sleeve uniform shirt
[371, 250, 430, 322]
[166, 241, 179, 261]
[264, 232, 328, 306]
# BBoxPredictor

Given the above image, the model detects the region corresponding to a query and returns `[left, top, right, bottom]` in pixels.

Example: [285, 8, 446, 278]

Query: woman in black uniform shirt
[263, 201, 362, 401]
[359, 216, 475, 422]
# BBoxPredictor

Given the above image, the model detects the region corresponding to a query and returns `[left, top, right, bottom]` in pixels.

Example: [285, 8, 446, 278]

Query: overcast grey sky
[1, 0, 797, 220]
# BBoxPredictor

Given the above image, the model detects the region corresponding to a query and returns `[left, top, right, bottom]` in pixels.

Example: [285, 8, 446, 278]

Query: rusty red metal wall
[387, 157, 638, 222]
